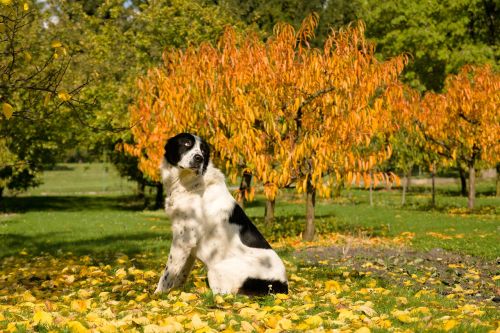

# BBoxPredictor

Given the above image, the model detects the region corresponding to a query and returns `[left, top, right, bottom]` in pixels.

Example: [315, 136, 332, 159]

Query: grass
[15, 163, 136, 196]
[0, 163, 499, 332]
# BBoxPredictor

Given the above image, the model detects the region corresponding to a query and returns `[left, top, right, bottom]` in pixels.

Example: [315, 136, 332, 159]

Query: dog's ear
[164, 135, 181, 166]
[200, 138, 210, 173]
[164, 133, 197, 166]
[164, 133, 187, 166]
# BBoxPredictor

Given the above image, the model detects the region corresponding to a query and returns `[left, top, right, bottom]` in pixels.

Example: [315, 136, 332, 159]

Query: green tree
[219, 0, 362, 45]
[363, 0, 498, 91]
[0, 0, 237, 200]
[1, 0, 83, 198]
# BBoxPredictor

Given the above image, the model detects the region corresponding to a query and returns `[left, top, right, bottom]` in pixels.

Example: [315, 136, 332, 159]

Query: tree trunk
[496, 164, 500, 197]
[431, 164, 436, 207]
[237, 171, 252, 208]
[402, 172, 409, 206]
[264, 199, 275, 224]
[137, 181, 146, 199]
[458, 166, 467, 197]
[369, 172, 374, 207]
[154, 182, 164, 210]
[303, 177, 316, 241]
[468, 165, 475, 209]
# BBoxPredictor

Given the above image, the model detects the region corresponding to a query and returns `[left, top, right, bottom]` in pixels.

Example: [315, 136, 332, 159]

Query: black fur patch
[199, 139, 210, 174]
[238, 278, 288, 296]
[164, 133, 196, 166]
[228, 204, 272, 249]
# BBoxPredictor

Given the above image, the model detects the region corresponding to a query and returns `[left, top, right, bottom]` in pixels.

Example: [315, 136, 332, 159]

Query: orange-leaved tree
[414, 64, 500, 209]
[126, 16, 407, 240]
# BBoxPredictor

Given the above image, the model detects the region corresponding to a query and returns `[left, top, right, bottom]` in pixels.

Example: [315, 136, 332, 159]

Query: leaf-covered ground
[1, 233, 498, 333]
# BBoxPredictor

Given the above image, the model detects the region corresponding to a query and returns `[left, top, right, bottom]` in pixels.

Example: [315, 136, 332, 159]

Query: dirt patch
[294, 245, 499, 302]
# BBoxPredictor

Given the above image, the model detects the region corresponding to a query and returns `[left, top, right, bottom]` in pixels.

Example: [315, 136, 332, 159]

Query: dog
[154, 133, 288, 295]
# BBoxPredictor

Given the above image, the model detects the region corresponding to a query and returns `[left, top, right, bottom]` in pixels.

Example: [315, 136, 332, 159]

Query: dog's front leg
[155, 228, 197, 294]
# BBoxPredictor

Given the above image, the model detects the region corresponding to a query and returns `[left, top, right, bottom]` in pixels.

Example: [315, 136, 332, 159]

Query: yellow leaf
[191, 314, 207, 330]
[357, 304, 377, 317]
[443, 319, 457, 331]
[396, 313, 415, 323]
[239, 321, 254, 332]
[22, 291, 36, 302]
[214, 310, 226, 324]
[275, 293, 289, 300]
[132, 316, 150, 325]
[77, 289, 93, 299]
[57, 91, 71, 102]
[98, 325, 118, 333]
[67, 320, 89, 333]
[266, 315, 279, 329]
[355, 327, 371, 333]
[136, 293, 148, 302]
[33, 309, 53, 325]
[325, 280, 342, 293]
[304, 315, 323, 328]
[412, 306, 430, 315]
[51, 40, 62, 48]
[24, 51, 32, 62]
[179, 292, 198, 302]
[144, 270, 157, 279]
[6, 322, 18, 333]
[290, 273, 304, 282]
[338, 309, 357, 322]
[2, 102, 13, 119]
[278, 318, 292, 330]
[239, 307, 259, 319]
[71, 299, 91, 313]
[396, 297, 408, 305]
[23, 2, 28, 10]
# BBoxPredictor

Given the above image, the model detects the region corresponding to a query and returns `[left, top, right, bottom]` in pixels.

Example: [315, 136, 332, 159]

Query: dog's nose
[193, 154, 204, 164]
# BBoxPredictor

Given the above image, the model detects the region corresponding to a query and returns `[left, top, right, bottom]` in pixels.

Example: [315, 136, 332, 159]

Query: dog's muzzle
[189, 154, 204, 170]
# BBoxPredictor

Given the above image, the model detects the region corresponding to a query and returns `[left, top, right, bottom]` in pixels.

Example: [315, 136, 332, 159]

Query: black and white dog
[154, 133, 288, 295]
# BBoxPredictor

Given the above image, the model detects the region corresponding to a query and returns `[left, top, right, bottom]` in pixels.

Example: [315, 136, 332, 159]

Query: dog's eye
[184, 141, 192, 147]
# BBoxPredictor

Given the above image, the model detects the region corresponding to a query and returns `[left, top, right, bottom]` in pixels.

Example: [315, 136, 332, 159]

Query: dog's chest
[165, 181, 204, 217]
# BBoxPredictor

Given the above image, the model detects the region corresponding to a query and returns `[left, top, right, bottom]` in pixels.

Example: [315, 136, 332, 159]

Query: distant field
[16, 163, 136, 196]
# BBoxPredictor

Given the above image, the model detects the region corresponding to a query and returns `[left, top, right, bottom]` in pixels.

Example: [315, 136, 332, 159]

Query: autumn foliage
[418, 65, 499, 165]
[126, 16, 407, 239]
[390, 65, 500, 208]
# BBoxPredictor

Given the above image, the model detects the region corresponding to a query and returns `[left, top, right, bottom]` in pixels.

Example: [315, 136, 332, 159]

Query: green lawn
[0, 163, 498, 332]
[21, 163, 135, 196]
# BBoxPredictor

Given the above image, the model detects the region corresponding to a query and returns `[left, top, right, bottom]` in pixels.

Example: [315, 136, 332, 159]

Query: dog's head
[164, 133, 210, 175]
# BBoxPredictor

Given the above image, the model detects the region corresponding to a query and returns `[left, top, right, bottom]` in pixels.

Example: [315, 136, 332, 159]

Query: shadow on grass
[0, 195, 146, 213]
[0, 231, 169, 260]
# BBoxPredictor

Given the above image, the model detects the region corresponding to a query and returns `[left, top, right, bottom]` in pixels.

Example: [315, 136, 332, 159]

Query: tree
[126, 16, 406, 241]
[363, 0, 498, 92]
[414, 65, 499, 209]
[219, 0, 363, 45]
[1, 0, 83, 198]
[2, 0, 238, 199]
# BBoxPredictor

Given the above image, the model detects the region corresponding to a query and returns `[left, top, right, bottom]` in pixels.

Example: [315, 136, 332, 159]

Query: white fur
[155, 142, 287, 295]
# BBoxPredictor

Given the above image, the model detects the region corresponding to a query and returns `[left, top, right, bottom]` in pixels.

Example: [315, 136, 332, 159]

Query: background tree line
[1, 0, 498, 237]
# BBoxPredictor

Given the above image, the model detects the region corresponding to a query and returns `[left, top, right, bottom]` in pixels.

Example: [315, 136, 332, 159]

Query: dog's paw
[154, 286, 168, 294]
